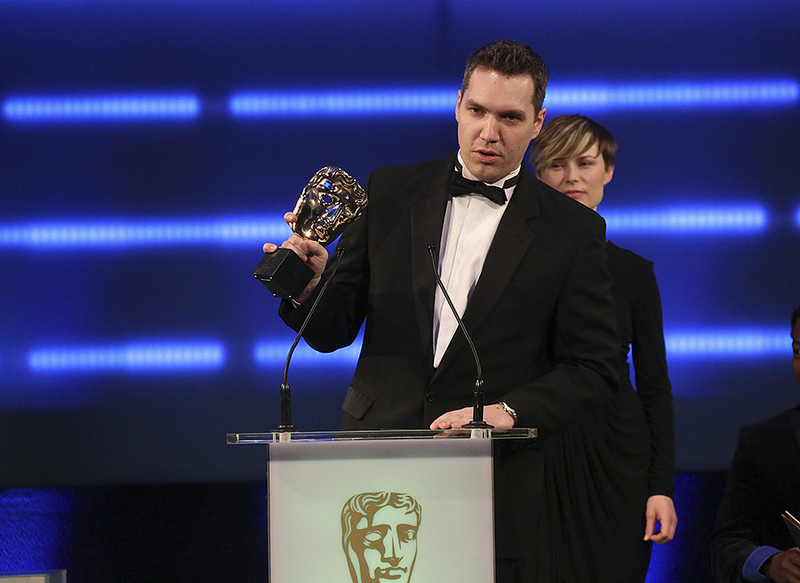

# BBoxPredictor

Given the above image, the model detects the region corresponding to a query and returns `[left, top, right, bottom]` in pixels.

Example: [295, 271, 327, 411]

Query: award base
[253, 249, 315, 299]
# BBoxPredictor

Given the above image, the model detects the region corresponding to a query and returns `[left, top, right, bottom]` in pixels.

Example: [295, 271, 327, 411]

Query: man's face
[536, 143, 614, 211]
[455, 66, 546, 184]
[351, 506, 419, 583]
[792, 319, 800, 386]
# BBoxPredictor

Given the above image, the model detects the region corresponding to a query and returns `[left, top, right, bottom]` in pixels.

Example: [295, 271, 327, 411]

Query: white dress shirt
[433, 153, 520, 367]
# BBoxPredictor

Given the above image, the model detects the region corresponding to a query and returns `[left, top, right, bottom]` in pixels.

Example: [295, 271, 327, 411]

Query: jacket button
[426, 391, 436, 402]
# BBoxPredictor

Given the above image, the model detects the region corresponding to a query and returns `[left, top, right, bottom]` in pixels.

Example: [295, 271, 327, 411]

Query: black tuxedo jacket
[711, 405, 800, 582]
[281, 154, 621, 440]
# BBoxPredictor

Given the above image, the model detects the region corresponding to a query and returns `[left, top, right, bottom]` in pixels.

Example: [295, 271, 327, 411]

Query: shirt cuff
[743, 546, 781, 582]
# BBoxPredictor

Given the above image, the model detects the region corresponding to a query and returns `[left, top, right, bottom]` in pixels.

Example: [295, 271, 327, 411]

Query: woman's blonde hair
[530, 114, 617, 173]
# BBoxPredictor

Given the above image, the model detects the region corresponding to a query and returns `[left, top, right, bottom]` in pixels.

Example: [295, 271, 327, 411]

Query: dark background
[0, 1, 798, 580]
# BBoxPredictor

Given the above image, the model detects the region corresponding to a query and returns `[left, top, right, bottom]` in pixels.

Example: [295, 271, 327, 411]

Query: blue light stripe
[0, 205, 772, 250]
[548, 80, 799, 110]
[665, 329, 789, 357]
[0, 218, 286, 248]
[229, 80, 798, 117]
[28, 342, 226, 372]
[3, 94, 200, 121]
[230, 89, 455, 116]
[3, 81, 795, 123]
[603, 205, 768, 234]
[256, 330, 790, 367]
[253, 341, 361, 366]
[9, 329, 794, 376]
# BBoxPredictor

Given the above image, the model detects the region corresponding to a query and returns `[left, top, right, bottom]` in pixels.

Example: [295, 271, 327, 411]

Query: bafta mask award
[253, 166, 368, 298]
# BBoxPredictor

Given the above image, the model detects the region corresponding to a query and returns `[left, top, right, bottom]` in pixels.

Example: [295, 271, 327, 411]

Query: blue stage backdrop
[1, 0, 799, 489]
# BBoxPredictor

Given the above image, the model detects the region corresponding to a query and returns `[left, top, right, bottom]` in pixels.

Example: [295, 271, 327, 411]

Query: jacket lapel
[432, 169, 541, 378]
[410, 156, 454, 368]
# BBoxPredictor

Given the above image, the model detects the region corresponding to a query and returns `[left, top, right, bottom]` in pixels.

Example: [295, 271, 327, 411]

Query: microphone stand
[427, 246, 492, 430]
[275, 247, 345, 433]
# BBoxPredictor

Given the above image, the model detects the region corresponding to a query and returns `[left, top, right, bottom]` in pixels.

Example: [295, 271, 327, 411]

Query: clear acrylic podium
[228, 428, 536, 583]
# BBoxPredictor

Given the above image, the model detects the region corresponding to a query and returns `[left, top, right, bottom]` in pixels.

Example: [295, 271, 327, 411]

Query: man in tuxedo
[264, 40, 645, 581]
[710, 305, 800, 583]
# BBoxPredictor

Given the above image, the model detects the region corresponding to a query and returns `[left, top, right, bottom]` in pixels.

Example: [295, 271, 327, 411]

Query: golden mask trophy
[253, 166, 367, 298]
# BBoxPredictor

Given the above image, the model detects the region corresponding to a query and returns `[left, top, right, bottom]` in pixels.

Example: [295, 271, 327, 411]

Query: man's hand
[765, 548, 800, 583]
[429, 404, 516, 430]
[262, 212, 329, 303]
[643, 494, 677, 543]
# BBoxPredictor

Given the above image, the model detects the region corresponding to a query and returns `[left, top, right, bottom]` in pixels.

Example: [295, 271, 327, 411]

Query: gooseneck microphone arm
[276, 246, 346, 432]
[427, 245, 492, 429]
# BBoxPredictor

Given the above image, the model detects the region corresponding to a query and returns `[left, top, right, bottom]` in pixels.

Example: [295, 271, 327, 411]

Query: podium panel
[267, 438, 494, 583]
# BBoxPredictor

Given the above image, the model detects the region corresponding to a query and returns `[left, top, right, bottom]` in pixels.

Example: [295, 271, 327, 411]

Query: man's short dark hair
[462, 39, 549, 114]
[791, 305, 800, 331]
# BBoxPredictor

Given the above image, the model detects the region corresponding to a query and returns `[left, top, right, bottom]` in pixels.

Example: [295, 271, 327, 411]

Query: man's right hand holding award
[262, 215, 328, 305]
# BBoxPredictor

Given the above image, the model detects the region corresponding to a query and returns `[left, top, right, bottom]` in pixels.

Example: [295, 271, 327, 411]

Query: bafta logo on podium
[341, 492, 422, 583]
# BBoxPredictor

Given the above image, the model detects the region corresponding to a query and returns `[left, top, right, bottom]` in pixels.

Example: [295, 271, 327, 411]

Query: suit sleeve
[502, 214, 621, 439]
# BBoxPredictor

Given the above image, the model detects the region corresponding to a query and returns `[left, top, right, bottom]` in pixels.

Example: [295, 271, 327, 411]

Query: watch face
[500, 402, 517, 422]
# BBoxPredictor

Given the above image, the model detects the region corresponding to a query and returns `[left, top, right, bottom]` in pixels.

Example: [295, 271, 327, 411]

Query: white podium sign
[267, 437, 495, 583]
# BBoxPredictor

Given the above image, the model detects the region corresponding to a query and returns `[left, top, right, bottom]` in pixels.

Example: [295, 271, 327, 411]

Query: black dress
[493, 241, 674, 582]
[607, 240, 676, 500]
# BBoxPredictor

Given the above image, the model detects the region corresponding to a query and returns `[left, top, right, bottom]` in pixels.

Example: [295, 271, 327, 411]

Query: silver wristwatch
[498, 401, 518, 424]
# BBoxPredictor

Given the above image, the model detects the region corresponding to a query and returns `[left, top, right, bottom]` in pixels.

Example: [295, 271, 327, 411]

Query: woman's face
[536, 142, 614, 211]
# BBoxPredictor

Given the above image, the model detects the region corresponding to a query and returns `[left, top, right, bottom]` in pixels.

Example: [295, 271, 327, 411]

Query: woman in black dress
[529, 114, 677, 579]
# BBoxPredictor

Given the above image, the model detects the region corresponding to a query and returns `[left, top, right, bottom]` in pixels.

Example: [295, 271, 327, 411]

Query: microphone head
[427, 245, 438, 261]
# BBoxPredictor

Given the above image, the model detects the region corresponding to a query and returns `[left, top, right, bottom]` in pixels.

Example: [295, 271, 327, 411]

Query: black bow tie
[450, 171, 520, 205]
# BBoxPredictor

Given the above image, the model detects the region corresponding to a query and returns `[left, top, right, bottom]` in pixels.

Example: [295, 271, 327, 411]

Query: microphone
[427, 245, 492, 430]
[275, 246, 346, 433]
